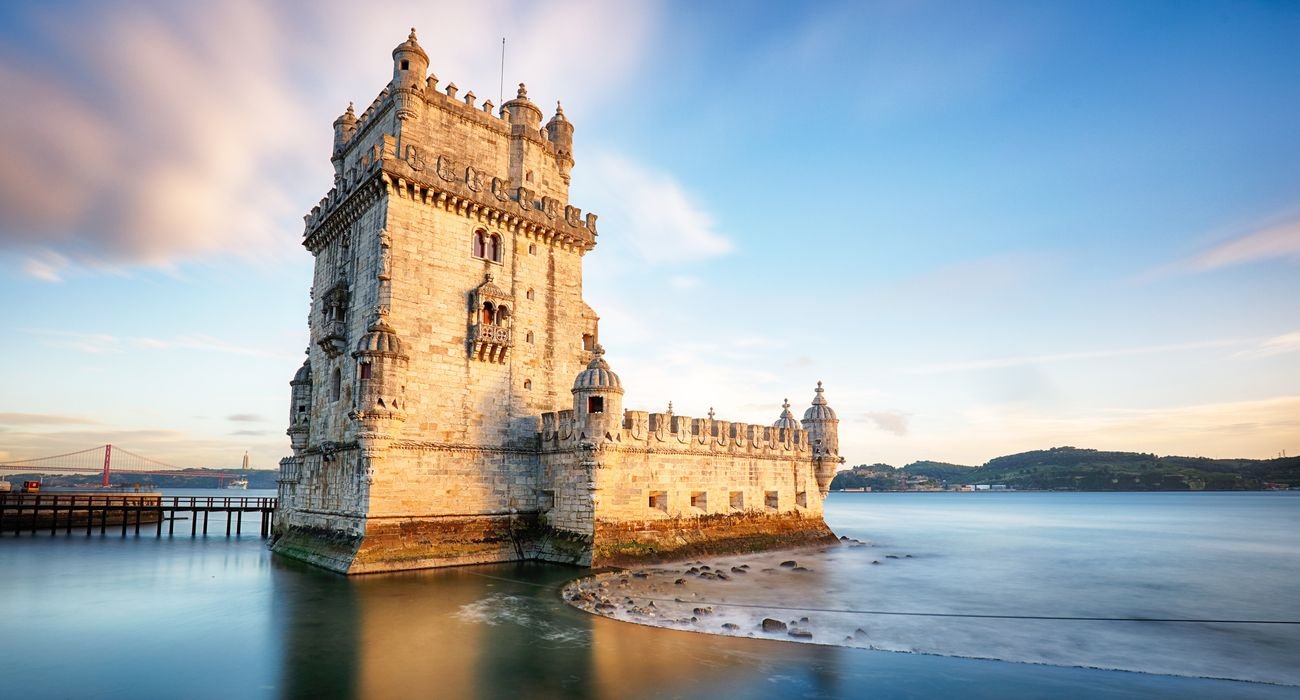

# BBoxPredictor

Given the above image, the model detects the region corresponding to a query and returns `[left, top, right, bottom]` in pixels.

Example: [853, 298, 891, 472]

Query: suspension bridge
[0, 444, 247, 487]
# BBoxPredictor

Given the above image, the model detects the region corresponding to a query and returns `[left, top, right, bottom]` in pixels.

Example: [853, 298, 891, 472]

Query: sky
[0, 0, 1298, 471]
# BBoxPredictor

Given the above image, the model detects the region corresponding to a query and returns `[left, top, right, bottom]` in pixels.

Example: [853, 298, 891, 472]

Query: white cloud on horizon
[21, 328, 296, 360]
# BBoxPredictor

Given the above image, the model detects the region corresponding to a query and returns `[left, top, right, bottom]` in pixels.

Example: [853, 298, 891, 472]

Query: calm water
[1, 490, 1297, 699]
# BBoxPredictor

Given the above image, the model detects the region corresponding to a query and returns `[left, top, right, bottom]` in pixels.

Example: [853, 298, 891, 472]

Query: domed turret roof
[392, 27, 428, 60]
[291, 358, 311, 385]
[354, 319, 406, 357]
[773, 399, 801, 429]
[572, 345, 623, 394]
[802, 381, 838, 422]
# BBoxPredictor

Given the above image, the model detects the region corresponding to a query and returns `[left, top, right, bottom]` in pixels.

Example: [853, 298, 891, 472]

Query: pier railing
[0, 494, 278, 538]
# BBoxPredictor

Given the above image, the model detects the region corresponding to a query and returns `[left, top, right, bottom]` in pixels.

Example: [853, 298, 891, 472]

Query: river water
[0, 490, 1296, 699]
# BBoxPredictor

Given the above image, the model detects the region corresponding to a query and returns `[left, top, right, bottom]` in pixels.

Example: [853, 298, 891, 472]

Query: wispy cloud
[0, 0, 660, 279]
[21, 328, 294, 359]
[1182, 217, 1300, 272]
[903, 338, 1249, 375]
[0, 413, 98, 426]
[226, 414, 266, 423]
[586, 153, 734, 264]
[1236, 331, 1300, 359]
[864, 410, 910, 436]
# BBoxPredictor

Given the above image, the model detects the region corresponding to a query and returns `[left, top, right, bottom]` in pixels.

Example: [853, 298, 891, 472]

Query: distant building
[272, 30, 844, 574]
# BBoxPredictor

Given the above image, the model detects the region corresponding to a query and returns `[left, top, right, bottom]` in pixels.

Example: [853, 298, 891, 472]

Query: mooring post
[236, 509, 242, 535]
[99, 508, 106, 535]
[65, 498, 73, 535]
[30, 497, 39, 536]
[121, 506, 128, 537]
[226, 510, 232, 537]
[203, 510, 209, 536]
[168, 505, 176, 536]
[191, 509, 197, 537]
[133, 507, 141, 536]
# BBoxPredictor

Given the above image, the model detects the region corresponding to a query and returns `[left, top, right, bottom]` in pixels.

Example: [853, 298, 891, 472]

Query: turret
[331, 103, 357, 178]
[501, 83, 543, 131]
[545, 102, 574, 183]
[287, 357, 312, 452]
[572, 345, 623, 442]
[773, 398, 801, 430]
[391, 27, 428, 93]
[802, 381, 843, 496]
[350, 318, 409, 435]
[391, 28, 428, 124]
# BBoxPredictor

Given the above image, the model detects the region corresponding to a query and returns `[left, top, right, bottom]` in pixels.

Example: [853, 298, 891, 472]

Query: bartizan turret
[572, 345, 623, 443]
[545, 102, 575, 184]
[287, 356, 312, 452]
[350, 317, 409, 435]
[802, 381, 844, 496]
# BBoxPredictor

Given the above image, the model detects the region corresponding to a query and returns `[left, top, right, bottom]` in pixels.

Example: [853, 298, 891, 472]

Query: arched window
[496, 306, 510, 326]
[472, 231, 487, 258]
[523, 379, 532, 390]
[331, 368, 342, 402]
[526, 288, 535, 301]
[488, 234, 502, 263]
[481, 302, 495, 325]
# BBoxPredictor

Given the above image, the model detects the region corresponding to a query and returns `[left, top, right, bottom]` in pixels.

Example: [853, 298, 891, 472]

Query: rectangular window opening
[796, 491, 808, 508]
[648, 491, 667, 512]
[765, 491, 779, 511]
[542, 490, 555, 511]
[359, 362, 372, 379]
[582, 334, 596, 351]
[690, 491, 707, 512]
[587, 396, 604, 414]
[730, 491, 744, 511]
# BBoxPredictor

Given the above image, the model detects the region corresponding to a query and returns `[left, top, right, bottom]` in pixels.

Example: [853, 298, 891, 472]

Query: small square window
[796, 491, 807, 508]
[648, 491, 667, 512]
[587, 396, 604, 414]
[690, 491, 707, 512]
[529, 244, 537, 255]
[765, 491, 779, 511]
[541, 490, 555, 511]
[730, 491, 744, 511]
[400, 59, 409, 70]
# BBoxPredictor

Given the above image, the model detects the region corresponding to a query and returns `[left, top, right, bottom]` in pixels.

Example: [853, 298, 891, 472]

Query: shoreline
[560, 541, 1300, 688]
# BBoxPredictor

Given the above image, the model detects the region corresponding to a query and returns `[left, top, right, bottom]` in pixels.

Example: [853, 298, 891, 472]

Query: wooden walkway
[0, 494, 277, 538]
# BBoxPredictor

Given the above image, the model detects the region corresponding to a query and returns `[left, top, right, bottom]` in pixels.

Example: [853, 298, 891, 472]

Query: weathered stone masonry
[272, 29, 844, 574]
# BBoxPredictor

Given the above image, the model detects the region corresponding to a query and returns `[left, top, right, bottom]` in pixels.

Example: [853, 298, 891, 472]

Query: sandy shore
[561, 535, 908, 646]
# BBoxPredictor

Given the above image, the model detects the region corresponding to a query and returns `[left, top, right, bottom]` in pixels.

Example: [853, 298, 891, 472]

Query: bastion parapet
[272, 29, 843, 574]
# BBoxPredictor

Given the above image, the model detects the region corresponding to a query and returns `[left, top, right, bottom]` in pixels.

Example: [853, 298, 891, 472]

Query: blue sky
[1, 0, 1297, 470]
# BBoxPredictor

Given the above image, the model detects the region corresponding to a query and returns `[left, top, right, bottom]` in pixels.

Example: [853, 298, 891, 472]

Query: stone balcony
[316, 320, 348, 357]
[469, 323, 511, 363]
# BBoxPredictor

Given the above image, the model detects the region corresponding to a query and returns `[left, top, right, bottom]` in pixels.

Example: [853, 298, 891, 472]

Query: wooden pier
[0, 493, 277, 538]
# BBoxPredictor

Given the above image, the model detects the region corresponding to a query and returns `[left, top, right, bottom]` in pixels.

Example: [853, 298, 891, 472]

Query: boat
[227, 478, 249, 490]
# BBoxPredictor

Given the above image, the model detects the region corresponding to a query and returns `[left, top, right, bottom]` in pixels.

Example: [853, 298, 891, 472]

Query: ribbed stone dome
[392, 28, 428, 60]
[572, 345, 623, 393]
[773, 399, 801, 429]
[291, 359, 311, 385]
[802, 381, 838, 422]
[355, 319, 405, 356]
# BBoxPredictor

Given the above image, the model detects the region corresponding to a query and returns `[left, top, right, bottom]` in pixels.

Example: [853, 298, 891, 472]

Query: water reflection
[270, 559, 854, 700]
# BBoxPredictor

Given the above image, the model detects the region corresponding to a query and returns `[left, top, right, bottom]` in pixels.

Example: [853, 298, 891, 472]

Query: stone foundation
[591, 511, 838, 568]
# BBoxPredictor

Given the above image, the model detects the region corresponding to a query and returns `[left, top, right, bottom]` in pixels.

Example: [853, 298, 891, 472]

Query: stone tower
[274, 28, 600, 573]
[274, 28, 841, 574]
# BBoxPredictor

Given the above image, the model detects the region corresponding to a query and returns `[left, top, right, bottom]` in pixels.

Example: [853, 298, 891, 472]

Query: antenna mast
[499, 37, 506, 107]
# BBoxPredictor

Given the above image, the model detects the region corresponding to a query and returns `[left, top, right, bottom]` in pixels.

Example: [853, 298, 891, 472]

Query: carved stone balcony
[469, 323, 512, 364]
[316, 320, 348, 358]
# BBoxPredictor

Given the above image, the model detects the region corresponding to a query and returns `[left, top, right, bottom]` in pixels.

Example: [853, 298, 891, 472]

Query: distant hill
[831, 447, 1300, 491]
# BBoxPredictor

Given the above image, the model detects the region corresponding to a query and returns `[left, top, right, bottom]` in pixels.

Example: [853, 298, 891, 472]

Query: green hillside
[832, 447, 1299, 491]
